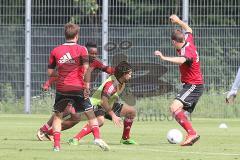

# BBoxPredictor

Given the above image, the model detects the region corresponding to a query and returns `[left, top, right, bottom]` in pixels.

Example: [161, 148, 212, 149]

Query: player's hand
[225, 91, 237, 104]
[41, 83, 50, 92]
[112, 114, 123, 127]
[84, 87, 90, 99]
[169, 14, 181, 24]
[154, 50, 165, 60]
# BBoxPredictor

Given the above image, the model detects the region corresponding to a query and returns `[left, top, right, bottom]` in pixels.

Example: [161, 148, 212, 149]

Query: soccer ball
[167, 129, 183, 144]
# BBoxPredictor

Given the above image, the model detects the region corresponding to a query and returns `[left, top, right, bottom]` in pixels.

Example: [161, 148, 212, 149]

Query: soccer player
[37, 41, 115, 142]
[225, 67, 240, 103]
[41, 41, 115, 91]
[154, 14, 204, 146]
[47, 23, 109, 151]
[68, 61, 137, 145]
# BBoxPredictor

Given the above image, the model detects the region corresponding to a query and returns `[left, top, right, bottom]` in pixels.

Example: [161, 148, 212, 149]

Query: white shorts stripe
[179, 85, 196, 101]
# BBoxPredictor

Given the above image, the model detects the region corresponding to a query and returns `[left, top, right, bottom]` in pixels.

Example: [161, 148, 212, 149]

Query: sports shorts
[175, 84, 204, 113]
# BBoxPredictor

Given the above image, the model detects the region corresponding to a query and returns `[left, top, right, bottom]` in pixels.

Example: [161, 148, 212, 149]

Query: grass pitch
[0, 114, 240, 160]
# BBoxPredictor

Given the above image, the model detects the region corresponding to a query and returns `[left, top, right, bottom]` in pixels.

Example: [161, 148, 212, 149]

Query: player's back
[50, 42, 88, 92]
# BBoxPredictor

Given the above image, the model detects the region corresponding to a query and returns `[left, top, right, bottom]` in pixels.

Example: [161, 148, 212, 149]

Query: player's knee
[170, 105, 178, 113]
[131, 107, 137, 118]
[97, 117, 105, 127]
[170, 100, 183, 114]
[126, 107, 136, 119]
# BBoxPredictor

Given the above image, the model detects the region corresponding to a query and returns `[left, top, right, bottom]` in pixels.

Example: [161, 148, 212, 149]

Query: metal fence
[0, 0, 240, 117]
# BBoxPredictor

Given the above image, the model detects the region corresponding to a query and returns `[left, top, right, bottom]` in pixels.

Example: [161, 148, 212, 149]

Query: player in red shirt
[37, 41, 114, 146]
[154, 15, 204, 146]
[41, 41, 114, 91]
[47, 23, 109, 151]
[68, 61, 137, 145]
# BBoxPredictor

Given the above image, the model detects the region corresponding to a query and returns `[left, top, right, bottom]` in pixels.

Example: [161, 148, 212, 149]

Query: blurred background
[0, 0, 240, 118]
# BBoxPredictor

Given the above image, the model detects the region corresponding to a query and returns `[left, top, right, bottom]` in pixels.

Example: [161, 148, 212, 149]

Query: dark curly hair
[114, 61, 132, 80]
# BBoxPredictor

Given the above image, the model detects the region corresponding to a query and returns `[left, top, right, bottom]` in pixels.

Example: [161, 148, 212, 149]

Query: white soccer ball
[167, 129, 183, 144]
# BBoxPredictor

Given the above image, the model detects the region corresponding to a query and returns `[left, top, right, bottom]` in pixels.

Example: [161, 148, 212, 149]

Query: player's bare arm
[83, 63, 91, 98]
[154, 50, 186, 64]
[42, 77, 58, 91]
[169, 14, 192, 33]
[47, 69, 58, 77]
[101, 96, 123, 127]
[84, 66, 94, 89]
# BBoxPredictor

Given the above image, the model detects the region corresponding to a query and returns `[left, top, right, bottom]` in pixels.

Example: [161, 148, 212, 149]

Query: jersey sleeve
[79, 46, 89, 65]
[182, 47, 195, 66]
[105, 67, 115, 74]
[90, 58, 103, 69]
[101, 81, 117, 98]
[90, 58, 115, 74]
[185, 32, 194, 45]
[48, 50, 56, 69]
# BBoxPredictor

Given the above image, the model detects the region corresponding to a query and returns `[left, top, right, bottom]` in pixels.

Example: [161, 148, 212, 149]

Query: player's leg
[84, 110, 109, 151]
[68, 115, 105, 145]
[37, 103, 76, 141]
[61, 113, 81, 131]
[52, 112, 63, 151]
[77, 98, 109, 151]
[51, 93, 72, 151]
[118, 103, 137, 144]
[37, 115, 54, 141]
[172, 84, 203, 146]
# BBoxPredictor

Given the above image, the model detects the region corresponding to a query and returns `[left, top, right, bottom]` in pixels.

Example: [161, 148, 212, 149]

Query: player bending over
[68, 61, 137, 145]
[154, 14, 204, 146]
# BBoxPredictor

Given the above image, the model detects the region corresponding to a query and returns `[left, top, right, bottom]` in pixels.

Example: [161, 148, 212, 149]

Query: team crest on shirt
[58, 52, 76, 63]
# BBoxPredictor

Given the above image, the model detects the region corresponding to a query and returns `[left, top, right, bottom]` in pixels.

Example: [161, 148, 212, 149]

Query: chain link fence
[0, 0, 240, 117]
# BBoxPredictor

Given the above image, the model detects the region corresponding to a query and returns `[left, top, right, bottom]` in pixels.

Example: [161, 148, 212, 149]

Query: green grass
[0, 114, 240, 160]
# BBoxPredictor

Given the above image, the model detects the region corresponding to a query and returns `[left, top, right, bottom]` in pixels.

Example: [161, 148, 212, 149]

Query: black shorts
[94, 102, 123, 120]
[175, 84, 204, 113]
[53, 92, 93, 113]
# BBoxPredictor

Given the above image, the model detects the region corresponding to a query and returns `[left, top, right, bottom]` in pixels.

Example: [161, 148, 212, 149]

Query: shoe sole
[94, 142, 110, 151]
[181, 135, 200, 146]
[190, 135, 200, 145]
[37, 130, 45, 141]
[37, 130, 53, 141]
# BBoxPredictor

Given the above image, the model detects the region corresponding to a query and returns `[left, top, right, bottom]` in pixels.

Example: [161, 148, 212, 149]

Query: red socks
[53, 131, 61, 148]
[40, 124, 50, 132]
[74, 124, 92, 140]
[91, 125, 100, 139]
[40, 124, 54, 135]
[174, 110, 196, 135]
[122, 118, 133, 140]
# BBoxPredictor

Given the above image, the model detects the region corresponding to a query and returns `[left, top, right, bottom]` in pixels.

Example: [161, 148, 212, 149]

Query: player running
[154, 14, 204, 146]
[37, 41, 115, 142]
[68, 61, 137, 145]
[46, 23, 109, 151]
